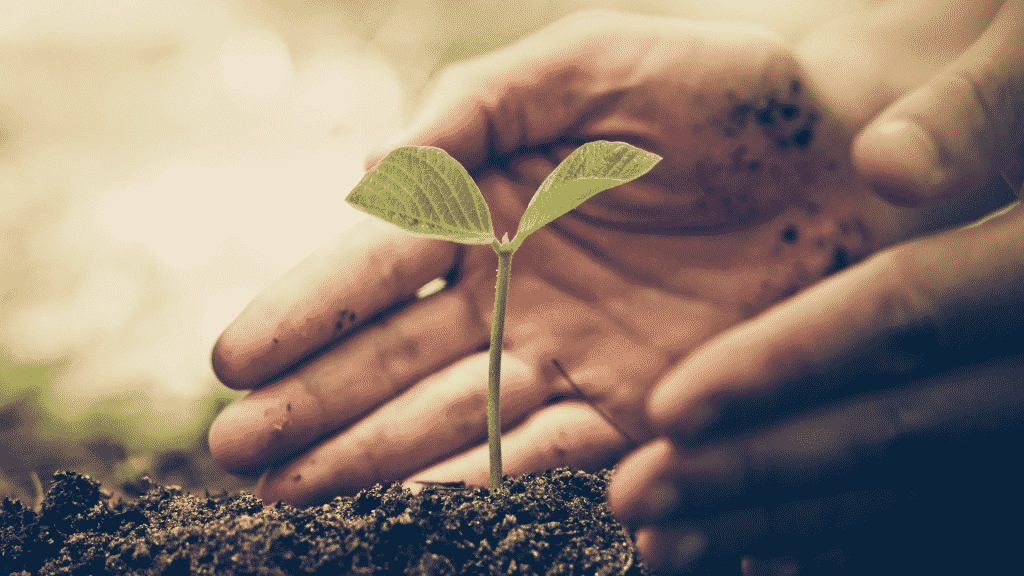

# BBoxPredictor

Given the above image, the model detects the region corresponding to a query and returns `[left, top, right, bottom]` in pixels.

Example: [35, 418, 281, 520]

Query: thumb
[852, 0, 1023, 206]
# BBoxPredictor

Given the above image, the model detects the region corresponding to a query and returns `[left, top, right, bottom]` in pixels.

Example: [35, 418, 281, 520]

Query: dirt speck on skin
[1, 469, 651, 575]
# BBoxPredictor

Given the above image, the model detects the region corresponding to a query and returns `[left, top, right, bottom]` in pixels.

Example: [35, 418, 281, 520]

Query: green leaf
[346, 146, 496, 245]
[509, 140, 661, 251]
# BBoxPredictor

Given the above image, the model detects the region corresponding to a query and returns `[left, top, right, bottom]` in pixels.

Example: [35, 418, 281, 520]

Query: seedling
[346, 140, 661, 490]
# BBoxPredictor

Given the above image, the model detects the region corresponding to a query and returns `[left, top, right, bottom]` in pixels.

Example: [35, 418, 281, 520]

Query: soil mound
[0, 468, 647, 575]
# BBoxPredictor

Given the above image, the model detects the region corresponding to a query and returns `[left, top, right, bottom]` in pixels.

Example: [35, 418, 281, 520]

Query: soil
[0, 468, 655, 576]
[4, 460, 1023, 576]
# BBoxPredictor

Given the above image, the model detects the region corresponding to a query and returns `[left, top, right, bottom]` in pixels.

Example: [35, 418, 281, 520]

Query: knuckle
[867, 247, 939, 330]
[362, 246, 395, 292]
[445, 391, 488, 444]
[355, 436, 387, 482]
[862, 247, 949, 373]
[949, 66, 1001, 140]
[381, 332, 422, 384]
[538, 430, 572, 469]
[530, 405, 584, 469]
[368, 328, 407, 398]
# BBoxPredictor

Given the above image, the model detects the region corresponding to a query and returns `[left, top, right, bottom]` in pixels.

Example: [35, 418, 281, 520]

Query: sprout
[346, 140, 661, 490]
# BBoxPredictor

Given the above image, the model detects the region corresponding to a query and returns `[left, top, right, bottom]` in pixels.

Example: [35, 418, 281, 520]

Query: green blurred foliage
[0, 353, 254, 506]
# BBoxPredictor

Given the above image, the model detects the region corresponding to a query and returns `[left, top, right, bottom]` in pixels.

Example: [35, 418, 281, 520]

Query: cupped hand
[207, 10, 931, 509]
[609, 200, 1024, 573]
[609, 0, 1024, 572]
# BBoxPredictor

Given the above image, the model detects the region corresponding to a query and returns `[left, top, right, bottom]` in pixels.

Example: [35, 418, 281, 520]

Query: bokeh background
[0, 0, 879, 505]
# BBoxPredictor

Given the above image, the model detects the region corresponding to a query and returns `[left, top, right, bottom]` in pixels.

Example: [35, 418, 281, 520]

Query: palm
[435, 17, 926, 470]
[448, 134, 916, 472]
[212, 15, 930, 508]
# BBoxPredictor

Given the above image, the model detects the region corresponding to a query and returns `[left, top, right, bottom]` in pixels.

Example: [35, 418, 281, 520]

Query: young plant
[345, 140, 661, 491]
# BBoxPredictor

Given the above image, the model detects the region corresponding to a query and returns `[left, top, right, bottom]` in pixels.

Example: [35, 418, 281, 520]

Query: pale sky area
[0, 0, 874, 431]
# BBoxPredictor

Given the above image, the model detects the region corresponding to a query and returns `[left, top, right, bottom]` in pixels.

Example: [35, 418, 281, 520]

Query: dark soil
[0, 468, 651, 576]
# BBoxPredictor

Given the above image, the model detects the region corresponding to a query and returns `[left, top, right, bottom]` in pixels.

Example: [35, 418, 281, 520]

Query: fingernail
[866, 119, 945, 196]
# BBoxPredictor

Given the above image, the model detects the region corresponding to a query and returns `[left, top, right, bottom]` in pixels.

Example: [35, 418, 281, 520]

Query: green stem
[488, 246, 514, 491]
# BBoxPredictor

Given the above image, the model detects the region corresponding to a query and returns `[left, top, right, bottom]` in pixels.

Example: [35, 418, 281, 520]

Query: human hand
[207, 10, 932, 508]
[611, 352, 1024, 575]
[609, 1, 1024, 571]
[802, 0, 1023, 207]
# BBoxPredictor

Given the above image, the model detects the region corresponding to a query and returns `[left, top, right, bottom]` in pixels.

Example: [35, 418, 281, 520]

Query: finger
[647, 199, 1024, 446]
[631, 495, 892, 574]
[208, 285, 490, 476]
[402, 401, 638, 493]
[253, 352, 529, 506]
[366, 9, 726, 170]
[242, 224, 671, 503]
[211, 216, 457, 389]
[852, 0, 1023, 205]
[633, 526, 710, 572]
[633, 520, 800, 574]
[253, 353, 566, 507]
[365, 10, 620, 170]
[614, 351, 1024, 531]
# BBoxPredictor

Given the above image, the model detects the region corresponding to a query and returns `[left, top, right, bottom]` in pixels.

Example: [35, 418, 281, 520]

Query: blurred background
[0, 0, 876, 504]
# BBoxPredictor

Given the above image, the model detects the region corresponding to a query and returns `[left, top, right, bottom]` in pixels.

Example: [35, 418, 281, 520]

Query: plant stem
[488, 246, 514, 491]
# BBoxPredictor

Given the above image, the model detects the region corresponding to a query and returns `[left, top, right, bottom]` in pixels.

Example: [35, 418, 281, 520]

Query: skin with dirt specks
[209, 13, 929, 516]
[560, 47, 860, 237]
